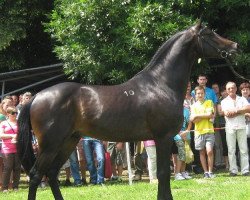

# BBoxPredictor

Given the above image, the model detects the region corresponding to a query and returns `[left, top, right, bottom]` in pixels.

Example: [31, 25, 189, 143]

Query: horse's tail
[17, 97, 36, 174]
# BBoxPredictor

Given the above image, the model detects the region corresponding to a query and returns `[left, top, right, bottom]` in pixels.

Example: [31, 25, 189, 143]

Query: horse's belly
[78, 118, 152, 142]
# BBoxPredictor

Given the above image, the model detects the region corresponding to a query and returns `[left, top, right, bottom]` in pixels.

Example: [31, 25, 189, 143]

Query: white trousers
[145, 146, 157, 180]
[226, 128, 249, 173]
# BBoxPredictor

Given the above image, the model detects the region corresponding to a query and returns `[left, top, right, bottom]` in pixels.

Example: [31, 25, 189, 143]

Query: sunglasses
[10, 112, 18, 115]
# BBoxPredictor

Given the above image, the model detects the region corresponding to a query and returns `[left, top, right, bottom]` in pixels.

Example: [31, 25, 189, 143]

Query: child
[143, 140, 157, 183]
[174, 107, 192, 180]
[190, 86, 216, 178]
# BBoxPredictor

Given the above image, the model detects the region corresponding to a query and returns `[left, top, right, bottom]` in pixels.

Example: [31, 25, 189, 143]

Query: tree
[0, 1, 27, 71]
[0, 0, 57, 72]
[1, 1, 249, 83]
[47, 0, 250, 84]
[47, 0, 194, 84]
[0, 1, 26, 50]
[177, 0, 250, 81]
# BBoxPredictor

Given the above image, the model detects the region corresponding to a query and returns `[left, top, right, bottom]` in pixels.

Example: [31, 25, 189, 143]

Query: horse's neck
[144, 33, 197, 99]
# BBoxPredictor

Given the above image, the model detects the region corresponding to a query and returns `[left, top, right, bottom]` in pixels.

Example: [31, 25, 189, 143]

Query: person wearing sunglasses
[0, 98, 14, 189]
[0, 106, 21, 192]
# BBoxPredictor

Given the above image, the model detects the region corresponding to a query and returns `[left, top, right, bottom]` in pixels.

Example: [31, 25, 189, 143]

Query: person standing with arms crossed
[239, 82, 250, 166]
[221, 82, 250, 176]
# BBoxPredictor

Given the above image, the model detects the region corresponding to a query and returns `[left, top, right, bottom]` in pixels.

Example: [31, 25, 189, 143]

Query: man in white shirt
[221, 82, 250, 176]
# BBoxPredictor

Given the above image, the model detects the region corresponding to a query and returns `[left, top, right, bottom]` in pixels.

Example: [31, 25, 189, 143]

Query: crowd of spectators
[0, 75, 249, 193]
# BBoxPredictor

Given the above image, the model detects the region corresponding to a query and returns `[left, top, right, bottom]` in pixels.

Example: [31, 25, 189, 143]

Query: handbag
[104, 151, 112, 179]
[185, 141, 194, 164]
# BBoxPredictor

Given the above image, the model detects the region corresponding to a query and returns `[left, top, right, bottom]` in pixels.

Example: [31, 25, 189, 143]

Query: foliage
[0, 0, 56, 72]
[1, 1, 249, 83]
[177, 0, 250, 80]
[0, 1, 26, 50]
[0, 1, 26, 70]
[0, 42, 25, 71]
[47, 1, 194, 84]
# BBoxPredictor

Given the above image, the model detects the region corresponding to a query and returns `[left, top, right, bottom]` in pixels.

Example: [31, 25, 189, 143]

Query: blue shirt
[83, 136, 100, 141]
[191, 87, 218, 104]
[174, 107, 191, 141]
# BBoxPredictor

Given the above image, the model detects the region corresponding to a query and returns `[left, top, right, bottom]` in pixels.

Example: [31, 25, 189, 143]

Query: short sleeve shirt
[221, 95, 249, 129]
[0, 114, 6, 122]
[191, 100, 214, 135]
[192, 87, 218, 104]
[174, 107, 191, 141]
[0, 120, 18, 154]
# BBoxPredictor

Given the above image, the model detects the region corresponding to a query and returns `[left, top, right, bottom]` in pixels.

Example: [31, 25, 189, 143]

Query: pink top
[143, 140, 155, 147]
[0, 121, 18, 154]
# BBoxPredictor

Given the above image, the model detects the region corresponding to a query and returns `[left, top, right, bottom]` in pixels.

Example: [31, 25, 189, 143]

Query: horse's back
[35, 82, 82, 99]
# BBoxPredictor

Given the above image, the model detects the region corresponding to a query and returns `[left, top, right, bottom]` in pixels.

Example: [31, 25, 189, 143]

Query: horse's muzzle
[230, 43, 241, 54]
[226, 43, 240, 61]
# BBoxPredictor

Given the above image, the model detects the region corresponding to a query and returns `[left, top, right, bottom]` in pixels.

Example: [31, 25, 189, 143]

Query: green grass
[0, 172, 250, 200]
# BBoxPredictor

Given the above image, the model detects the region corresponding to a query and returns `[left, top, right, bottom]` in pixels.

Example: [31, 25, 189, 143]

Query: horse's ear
[197, 18, 202, 27]
[193, 19, 202, 33]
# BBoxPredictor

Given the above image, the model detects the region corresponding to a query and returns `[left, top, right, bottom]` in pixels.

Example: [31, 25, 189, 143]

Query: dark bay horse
[17, 21, 238, 200]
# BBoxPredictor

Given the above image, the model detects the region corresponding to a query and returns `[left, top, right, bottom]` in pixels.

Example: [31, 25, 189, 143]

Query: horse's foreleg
[28, 166, 43, 200]
[155, 136, 173, 200]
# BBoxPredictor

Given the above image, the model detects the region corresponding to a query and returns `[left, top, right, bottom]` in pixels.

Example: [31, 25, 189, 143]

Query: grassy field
[0, 171, 249, 200]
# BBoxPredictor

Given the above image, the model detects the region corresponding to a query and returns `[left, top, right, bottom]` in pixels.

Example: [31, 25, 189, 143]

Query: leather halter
[197, 27, 249, 81]
[197, 26, 231, 59]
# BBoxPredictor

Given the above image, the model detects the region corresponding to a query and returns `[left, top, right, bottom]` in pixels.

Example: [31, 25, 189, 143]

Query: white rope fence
[0, 125, 248, 144]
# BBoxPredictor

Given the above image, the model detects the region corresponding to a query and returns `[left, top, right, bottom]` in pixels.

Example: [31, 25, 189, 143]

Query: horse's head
[192, 21, 239, 60]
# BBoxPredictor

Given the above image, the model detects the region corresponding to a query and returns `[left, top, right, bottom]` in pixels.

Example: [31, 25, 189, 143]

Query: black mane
[145, 30, 186, 70]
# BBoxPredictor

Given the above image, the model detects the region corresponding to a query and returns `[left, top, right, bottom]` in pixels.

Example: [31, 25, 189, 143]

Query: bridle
[197, 26, 232, 59]
[197, 26, 250, 82]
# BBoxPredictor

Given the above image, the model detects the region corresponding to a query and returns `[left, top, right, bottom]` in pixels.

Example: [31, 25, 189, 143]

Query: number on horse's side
[17, 21, 238, 200]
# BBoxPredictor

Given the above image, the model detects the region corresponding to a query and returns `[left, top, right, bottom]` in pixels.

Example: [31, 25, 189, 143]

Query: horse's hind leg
[155, 135, 173, 200]
[46, 167, 63, 200]
[28, 165, 43, 200]
[27, 133, 79, 200]
[27, 153, 64, 200]
[47, 132, 81, 200]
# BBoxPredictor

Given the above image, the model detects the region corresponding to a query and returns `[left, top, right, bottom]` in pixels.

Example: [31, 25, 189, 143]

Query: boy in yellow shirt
[190, 86, 216, 178]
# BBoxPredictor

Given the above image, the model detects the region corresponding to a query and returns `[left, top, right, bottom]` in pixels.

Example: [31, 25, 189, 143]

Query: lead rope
[226, 58, 250, 82]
